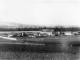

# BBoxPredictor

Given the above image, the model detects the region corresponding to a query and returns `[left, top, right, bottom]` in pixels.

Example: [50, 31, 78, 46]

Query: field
[0, 31, 80, 60]
[0, 44, 79, 60]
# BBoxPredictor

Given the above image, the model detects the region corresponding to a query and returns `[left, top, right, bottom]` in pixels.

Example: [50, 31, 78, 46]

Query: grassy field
[0, 38, 79, 60]
[0, 44, 79, 60]
[0, 32, 80, 60]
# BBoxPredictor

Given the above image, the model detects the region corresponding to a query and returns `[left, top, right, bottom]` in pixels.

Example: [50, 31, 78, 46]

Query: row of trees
[0, 26, 80, 31]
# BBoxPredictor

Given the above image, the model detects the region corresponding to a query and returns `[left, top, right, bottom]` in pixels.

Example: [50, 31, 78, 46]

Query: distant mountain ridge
[0, 22, 46, 28]
[0, 22, 80, 29]
[0, 22, 80, 31]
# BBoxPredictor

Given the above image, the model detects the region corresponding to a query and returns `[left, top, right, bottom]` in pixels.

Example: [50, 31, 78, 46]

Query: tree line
[0, 26, 80, 31]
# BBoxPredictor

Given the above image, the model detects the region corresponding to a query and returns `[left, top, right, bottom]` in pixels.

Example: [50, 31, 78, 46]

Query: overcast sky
[0, 0, 80, 26]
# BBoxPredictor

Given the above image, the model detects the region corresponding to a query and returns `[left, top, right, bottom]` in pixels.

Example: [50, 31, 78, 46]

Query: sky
[0, 0, 80, 27]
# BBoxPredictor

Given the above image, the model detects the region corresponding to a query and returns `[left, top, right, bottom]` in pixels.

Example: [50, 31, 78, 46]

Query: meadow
[0, 44, 79, 60]
[0, 31, 79, 60]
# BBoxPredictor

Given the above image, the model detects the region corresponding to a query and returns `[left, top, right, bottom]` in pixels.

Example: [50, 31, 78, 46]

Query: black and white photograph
[0, 0, 80, 60]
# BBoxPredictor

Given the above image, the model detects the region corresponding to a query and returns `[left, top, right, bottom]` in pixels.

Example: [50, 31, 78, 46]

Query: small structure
[40, 32, 53, 36]
[41, 29, 54, 36]
[72, 31, 80, 35]
[63, 31, 73, 35]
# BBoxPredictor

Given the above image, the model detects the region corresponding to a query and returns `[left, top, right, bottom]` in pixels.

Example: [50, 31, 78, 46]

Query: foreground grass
[0, 44, 79, 60]
[0, 51, 78, 60]
[0, 34, 80, 60]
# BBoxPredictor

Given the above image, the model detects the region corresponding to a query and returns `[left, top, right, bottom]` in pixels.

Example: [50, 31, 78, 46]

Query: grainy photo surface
[0, 0, 80, 60]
